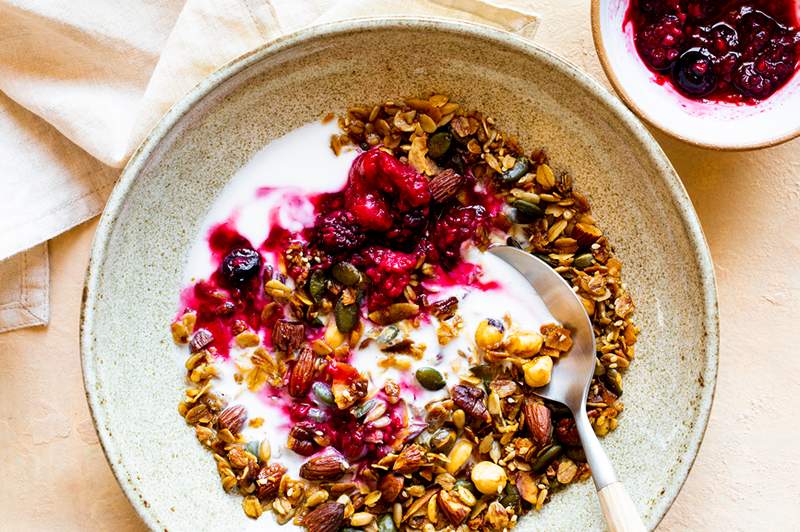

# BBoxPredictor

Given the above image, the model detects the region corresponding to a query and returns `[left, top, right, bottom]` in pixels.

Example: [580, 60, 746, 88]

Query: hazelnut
[471, 461, 507, 495]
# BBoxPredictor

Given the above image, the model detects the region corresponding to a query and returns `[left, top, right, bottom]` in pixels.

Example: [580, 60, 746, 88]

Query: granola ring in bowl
[81, 18, 718, 532]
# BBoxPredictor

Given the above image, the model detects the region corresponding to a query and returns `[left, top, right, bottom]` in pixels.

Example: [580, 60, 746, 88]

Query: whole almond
[437, 489, 470, 525]
[299, 449, 350, 481]
[572, 222, 602, 247]
[523, 398, 552, 447]
[256, 463, 286, 500]
[288, 345, 315, 397]
[392, 443, 426, 474]
[379, 474, 404, 502]
[189, 328, 213, 352]
[429, 168, 464, 202]
[217, 404, 247, 434]
[303, 502, 344, 532]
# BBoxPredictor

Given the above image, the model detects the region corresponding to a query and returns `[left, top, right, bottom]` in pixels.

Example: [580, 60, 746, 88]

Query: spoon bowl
[489, 245, 645, 532]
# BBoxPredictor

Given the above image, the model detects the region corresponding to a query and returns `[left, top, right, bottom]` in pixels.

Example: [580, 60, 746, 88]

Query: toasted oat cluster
[172, 94, 637, 532]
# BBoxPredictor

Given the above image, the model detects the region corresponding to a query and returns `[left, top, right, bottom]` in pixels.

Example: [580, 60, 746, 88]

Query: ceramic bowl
[81, 18, 718, 532]
[592, 0, 800, 150]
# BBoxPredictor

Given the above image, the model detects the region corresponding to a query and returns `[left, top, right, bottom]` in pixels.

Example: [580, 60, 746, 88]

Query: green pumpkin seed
[416, 367, 446, 390]
[573, 253, 594, 270]
[376, 325, 402, 348]
[506, 236, 524, 249]
[604, 368, 623, 396]
[352, 399, 378, 419]
[334, 297, 359, 333]
[497, 156, 529, 183]
[311, 382, 335, 406]
[500, 483, 520, 509]
[511, 199, 544, 221]
[341, 528, 361, 532]
[377, 514, 397, 532]
[428, 131, 452, 159]
[532, 444, 563, 473]
[245, 440, 260, 458]
[308, 269, 326, 302]
[566, 446, 586, 462]
[594, 358, 606, 377]
[534, 253, 558, 268]
[454, 478, 477, 494]
[332, 262, 361, 286]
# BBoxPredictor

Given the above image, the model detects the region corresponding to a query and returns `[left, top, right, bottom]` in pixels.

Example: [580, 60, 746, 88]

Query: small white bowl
[592, 0, 800, 150]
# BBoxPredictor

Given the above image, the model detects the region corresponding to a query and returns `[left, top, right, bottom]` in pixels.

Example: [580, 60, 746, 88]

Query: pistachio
[312, 382, 336, 406]
[377, 513, 397, 532]
[415, 366, 446, 390]
[604, 368, 623, 396]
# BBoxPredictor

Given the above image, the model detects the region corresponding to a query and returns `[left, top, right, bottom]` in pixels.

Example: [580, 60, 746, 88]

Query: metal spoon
[489, 246, 645, 532]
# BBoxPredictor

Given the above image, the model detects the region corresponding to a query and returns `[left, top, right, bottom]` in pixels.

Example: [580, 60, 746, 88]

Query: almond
[288, 345, 316, 397]
[272, 319, 305, 353]
[379, 474, 404, 502]
[572, 222, 602, 247]
[255, 463, 286, 500]
[217, 404, 247, 433]
[523, 398, 552, 447]
[429, 168, 464, 202]
[393, 443, 426, 474]
[189, 328, 213, 352]
[437, 489, 470, 525]
[303, 502, 345, 532]
[299, 449, 350, 481]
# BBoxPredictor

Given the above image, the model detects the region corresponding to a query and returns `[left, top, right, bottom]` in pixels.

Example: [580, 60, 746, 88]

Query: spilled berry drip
[626, 0, 800, 102]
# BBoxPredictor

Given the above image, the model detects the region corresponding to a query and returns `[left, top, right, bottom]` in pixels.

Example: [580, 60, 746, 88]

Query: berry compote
[626, 0, 800, 102]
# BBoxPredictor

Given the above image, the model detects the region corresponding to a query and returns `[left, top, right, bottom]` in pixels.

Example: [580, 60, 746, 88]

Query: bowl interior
[82, 19, 717, 532]
[594, 0, 800, 149]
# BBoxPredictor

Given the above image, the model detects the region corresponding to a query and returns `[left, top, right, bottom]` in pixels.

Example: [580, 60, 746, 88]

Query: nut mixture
[173, 94, 637, 531]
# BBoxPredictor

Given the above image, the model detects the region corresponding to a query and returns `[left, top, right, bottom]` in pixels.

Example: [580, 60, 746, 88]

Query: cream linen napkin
[0, 0, 538, 332]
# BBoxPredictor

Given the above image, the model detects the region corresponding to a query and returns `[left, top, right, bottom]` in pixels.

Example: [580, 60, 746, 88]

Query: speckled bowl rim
[590, 0, 800, 151]
[81, 16, 719, 531]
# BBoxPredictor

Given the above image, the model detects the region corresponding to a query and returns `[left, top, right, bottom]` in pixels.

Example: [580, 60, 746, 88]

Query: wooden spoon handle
[598, 481, 646, 532]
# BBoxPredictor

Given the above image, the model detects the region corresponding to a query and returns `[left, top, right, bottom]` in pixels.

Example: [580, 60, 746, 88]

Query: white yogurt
[178, 119, 556, 489]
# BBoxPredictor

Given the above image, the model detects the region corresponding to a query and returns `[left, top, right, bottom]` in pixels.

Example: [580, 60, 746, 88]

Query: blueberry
[673, 47, 718, 96]
[221, 248, 261, 285]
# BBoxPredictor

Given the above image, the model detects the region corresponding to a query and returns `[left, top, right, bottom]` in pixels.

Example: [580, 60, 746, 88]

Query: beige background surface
[2, 1, 799, 531]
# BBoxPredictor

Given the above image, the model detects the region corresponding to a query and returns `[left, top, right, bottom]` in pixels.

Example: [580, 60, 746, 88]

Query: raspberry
[315, 210, 365, 254]
[345, 148, 431, 231]
[636, 14, 686, 70]
[386, 208, 430, 249]
[355, 246, 419, 310]
[432, 205, 488, 267]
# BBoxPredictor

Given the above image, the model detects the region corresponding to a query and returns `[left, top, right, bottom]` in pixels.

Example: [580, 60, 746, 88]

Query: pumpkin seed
[334, 297, 359, 333]
[500, 483, 521, 509]
[532, 444, 562, 473]
[594, 358, 606, 377]
[454, 478, 477, 494]
[307, 407, 330, 423]
[376, 325, 402, 348]
[511, 199, 544, 221]
[332, 262, 361, 286]
[352, 399, 378, 419]
[428, 131, 452, 159]
[497, 156, 529, 183]
[534, 253, 558, 268]
[377, 514, 397, 532]
[604, 368, 623, 396]
[416, 367, 446, 390]
[245, 440, 260, 458]
[312, 382, 335, 406]
[573, 253, 594, 270]
[308, 269, 326, 302]
[506, 236, 524, 249]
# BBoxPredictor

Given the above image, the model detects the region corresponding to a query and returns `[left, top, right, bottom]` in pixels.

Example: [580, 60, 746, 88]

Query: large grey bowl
[81, 18, 718, 532]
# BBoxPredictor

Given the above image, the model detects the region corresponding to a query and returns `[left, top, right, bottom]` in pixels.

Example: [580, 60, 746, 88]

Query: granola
[172, 94, 637, 530]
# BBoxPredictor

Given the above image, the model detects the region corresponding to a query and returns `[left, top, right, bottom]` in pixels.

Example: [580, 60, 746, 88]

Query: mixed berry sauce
[626, 0, 800, 102]
[177, 147, 510, 466]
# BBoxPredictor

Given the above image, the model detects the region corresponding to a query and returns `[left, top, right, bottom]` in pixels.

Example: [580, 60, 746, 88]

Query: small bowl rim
[590, 0, 800, 151]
